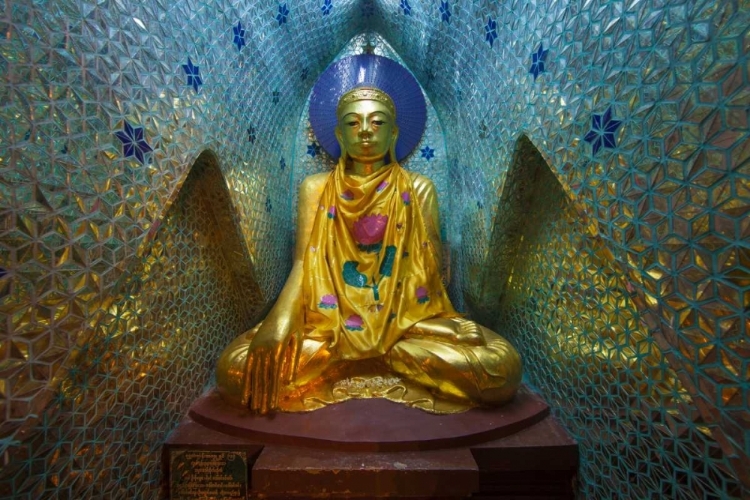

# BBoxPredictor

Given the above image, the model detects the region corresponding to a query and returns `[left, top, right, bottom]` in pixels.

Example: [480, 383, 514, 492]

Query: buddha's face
[336, 99, 396, 164]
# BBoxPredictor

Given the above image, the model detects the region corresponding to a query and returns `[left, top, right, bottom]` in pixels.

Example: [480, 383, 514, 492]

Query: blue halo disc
[309, 54, 427, 162]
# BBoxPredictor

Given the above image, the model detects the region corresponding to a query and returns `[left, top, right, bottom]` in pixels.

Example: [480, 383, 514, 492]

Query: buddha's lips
[352, 214, 388, 245]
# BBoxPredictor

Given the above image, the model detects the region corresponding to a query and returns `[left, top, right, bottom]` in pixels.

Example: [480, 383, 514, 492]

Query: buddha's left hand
[406, 317, 486, 346]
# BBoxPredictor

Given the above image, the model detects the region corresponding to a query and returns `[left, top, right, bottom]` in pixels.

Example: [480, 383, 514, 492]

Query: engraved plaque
[169, 450, 248, 499]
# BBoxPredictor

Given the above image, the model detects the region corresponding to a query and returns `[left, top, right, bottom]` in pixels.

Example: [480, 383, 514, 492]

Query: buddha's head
[335, 86, 399, 169]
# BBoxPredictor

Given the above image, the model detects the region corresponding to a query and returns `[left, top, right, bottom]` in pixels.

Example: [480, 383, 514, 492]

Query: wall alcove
[0, 0, 748, 498]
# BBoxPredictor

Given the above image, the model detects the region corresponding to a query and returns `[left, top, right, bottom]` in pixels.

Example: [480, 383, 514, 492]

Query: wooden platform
[163, 388, 578, 499]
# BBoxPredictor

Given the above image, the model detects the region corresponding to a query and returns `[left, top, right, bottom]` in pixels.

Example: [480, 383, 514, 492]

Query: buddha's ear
[389, 125, 399, 164]
[335, 126, 348, 161]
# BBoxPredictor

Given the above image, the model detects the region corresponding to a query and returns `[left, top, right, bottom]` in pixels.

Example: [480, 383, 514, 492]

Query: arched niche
[15, 150, 267, 497]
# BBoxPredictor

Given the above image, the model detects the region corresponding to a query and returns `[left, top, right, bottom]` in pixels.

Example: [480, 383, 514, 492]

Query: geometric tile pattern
[485, 137, 742, 498]
[1, 0, 748, 497]
[0, 0, 363, 497]
[1, 151, 263, 498]
[372, 0, 749, 496]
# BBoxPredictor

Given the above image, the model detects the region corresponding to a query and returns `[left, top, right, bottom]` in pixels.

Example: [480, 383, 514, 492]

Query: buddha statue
[216, 56, 522, 415]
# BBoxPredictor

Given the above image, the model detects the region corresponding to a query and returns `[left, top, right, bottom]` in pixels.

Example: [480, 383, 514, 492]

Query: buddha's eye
[346, 120, 359, 127]
[372, 120, 384, 126]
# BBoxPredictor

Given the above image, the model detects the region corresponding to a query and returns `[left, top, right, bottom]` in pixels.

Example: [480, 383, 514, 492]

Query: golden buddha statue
[217, 68, 521, 415]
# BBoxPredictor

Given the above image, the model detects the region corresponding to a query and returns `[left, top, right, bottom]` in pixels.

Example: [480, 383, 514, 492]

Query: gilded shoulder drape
[302, 163, 455, 359]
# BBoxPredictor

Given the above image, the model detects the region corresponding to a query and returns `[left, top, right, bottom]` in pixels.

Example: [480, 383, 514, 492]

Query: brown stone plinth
[252, 446, 479, 498]
[163, 387, 578, 499]
[471, 417, 578, 499]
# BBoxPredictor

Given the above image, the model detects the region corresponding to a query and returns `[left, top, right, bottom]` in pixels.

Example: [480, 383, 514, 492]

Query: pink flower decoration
[327, 206, 336, 219]
[416, 286, 430, 304]
[319, 294, 338, 309]
[352, 214, 388, 245]
[401, 191, 411, 205]
[376, 181, 389, 192]
[345, 314, 364, 331]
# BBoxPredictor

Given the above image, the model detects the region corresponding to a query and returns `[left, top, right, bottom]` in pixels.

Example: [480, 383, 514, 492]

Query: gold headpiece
[337, 87, 396, 119]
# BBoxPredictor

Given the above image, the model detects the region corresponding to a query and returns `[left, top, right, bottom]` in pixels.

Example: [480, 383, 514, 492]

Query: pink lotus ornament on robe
[416, 286, 430, 304]
[319, 294, 338, 309]
[352, 214, 388, 246]
[345, 314, 364, 331]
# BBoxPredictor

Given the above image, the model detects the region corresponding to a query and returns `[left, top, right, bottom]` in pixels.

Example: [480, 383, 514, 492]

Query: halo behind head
[310, 54, 426, 162]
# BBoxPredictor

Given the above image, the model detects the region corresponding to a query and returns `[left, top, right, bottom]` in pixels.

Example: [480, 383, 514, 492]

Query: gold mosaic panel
[0, 0, 748, 497]
[483, 136, 742, 497]
[1, 151, 263, 498]
[373, 0, 750, 495]
[0, 0, 364, 496]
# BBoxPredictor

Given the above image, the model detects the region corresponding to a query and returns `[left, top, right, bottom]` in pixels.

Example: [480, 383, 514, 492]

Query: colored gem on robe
[416, 286, 430, 303]
[345, 314, 364, 331]
[352, 214, 388, 245]
[376, 181, 389, 192]
[328, 206, 336, 219]
[319, 294, 338, 309]
[401, 191, 411, 205]
[341, 190, 355, 200]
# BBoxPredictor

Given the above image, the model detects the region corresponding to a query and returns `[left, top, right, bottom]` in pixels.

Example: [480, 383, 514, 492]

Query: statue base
[163, 386, 578, 498]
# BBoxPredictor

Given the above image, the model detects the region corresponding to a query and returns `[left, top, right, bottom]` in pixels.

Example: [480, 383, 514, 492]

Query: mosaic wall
[370, 0, 750, 497]
[1, 152, 264, 498]
[0, 0, 748, 498]
[0, 0, 363, 497]
[490, 137, 741, 498]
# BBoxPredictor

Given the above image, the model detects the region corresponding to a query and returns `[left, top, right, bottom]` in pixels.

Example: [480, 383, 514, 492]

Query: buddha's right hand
[247, 319, 302, 414]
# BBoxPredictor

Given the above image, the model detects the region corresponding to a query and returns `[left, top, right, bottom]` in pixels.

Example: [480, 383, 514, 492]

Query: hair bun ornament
[309, 54, 427, 162]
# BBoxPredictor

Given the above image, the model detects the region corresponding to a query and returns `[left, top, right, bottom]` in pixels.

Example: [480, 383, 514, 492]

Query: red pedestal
[163, 386, 578, 499]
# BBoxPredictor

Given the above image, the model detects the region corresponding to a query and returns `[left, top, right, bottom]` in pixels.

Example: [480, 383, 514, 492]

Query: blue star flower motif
[584, 107, 622, 155]
[280, 157, 286, 171]
[307, 142, 321, 157]
[484, 17, 497, 47]
[114, 120, 153, 164]
[272, 90, 280, 104]
[529, 43, 548, 81]
[276, 3, 289, 25]
[265, 196, 272, 213]
[321, 0, 332, 16]
[420, 146, 435, 160]
[400, 0, 411, 15]
[182, 57, 202, 93]
[233, 21, 246, 51]
[440, 1, 451, 23]
[247, 125, 256, 143]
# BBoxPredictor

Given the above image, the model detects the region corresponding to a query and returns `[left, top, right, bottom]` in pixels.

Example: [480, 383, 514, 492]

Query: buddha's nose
[359, 123, 373, 138]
